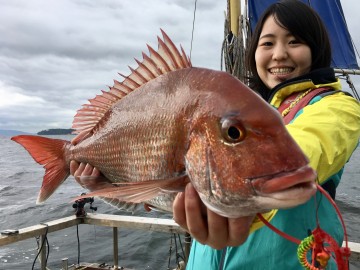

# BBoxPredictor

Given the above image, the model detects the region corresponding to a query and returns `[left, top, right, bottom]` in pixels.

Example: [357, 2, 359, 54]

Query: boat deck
[0, 213, 358, 269]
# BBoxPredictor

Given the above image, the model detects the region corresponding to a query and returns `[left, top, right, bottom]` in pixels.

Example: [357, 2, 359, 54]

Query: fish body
[12, 31, 316, 218]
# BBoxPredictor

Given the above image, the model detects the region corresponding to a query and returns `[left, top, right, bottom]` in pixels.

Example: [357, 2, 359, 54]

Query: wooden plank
[0, 215, 81, 246]
[83, 214, 360, 262]
[348, 241, 360, 262]
[83, 213, 185, 234]
[0, 213, 359, 263]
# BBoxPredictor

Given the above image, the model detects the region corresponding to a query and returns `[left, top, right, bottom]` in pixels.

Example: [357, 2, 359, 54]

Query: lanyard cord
[257, 184, 351, 269]
[257, 184, 348, 245]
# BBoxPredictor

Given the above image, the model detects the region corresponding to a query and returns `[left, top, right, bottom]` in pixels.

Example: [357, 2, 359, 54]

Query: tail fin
[11, 135, 70, 203]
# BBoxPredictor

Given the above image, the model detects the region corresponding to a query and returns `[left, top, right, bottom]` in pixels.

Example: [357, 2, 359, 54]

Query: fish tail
[11, 135, 71, 204]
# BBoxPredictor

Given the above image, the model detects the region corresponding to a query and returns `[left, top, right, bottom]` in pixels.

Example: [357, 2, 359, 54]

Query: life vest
[277, 87, 337, 124]
[277, 87, 340, 199]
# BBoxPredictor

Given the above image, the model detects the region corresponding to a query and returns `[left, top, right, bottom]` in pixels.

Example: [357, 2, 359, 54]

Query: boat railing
[0, 213, 359, 269]
[0, 213, 189, 270]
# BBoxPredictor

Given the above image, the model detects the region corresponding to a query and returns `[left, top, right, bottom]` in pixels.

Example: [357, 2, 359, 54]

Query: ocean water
[0, 135, 359, 269]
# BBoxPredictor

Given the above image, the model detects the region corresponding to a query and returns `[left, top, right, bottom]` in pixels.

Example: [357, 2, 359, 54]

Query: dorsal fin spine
[108, 87, 127, 99]
[135, 58, 157, 80]
[72, 123, 98, 129]
[113, 79, 133, 94]
[147, 45, 171, 73]
[142, 53, 163, 76]
[102, 89, 122, 100]
[72, 30, 192, 138]
[157, 36, 179, 70]
[128, 66, 148, 84]
[81, 105, 107, 112]
[75, 111, 103, 117]
[89, 97, 111, 107]
[180, 46, 191, 67]
[119, 72, 141, 89]
[101, 90, 118, 101]
[161, 29, 184, 68]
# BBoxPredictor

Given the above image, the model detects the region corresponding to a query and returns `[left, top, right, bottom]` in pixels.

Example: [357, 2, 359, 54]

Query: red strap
[280, 87, 332, 124]
[256, 213, 301, 244]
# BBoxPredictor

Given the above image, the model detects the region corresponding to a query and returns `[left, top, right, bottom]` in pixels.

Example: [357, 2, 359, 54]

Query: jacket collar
[267, 68, 341, 108]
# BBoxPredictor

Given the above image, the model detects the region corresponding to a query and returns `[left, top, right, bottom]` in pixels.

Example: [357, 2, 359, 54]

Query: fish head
[185, 69, 316, 218]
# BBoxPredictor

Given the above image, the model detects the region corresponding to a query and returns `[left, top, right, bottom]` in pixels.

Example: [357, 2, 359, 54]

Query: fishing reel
[72, 193, 97, 217]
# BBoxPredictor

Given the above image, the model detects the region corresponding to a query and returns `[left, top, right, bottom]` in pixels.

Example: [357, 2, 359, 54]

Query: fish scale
[70, 110, 186, 184]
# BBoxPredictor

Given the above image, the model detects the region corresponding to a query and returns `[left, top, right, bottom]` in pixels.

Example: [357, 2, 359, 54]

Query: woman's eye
[289, 39, 301, 44]
[260, 41, 273, 46]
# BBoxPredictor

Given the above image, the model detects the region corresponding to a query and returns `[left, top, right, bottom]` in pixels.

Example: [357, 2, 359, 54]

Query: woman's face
[255, 15, 312, 89]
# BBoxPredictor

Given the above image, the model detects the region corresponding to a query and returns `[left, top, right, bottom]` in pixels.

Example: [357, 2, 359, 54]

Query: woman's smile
[268, 66, 295, 82]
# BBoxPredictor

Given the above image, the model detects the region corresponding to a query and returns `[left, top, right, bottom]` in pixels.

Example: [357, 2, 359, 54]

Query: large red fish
[12, 30, 316, 218]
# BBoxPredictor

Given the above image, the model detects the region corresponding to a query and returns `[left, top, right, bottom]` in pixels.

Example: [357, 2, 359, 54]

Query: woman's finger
[206, 208, 229, 249]
[226, 215, 254, 247]
[173, 191, 187, 231]
[91, 166, 101, 177]
[70, 160, 80, 176]
[183, 183, 209, 244]
[82, 163, 94, 176]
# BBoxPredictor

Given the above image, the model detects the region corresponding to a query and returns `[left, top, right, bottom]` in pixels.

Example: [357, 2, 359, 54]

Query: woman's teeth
[269, 67, 294, 75]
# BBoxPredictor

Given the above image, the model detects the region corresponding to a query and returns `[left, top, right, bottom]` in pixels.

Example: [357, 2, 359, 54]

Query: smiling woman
[247, 0, 332, 99]
[178, 1, 360, 269]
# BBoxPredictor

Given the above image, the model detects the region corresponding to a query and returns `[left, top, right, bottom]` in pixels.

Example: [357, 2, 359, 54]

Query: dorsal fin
[71, 29, 192, 144]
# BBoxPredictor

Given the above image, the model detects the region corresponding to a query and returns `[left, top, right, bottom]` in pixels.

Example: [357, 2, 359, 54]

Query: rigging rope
[190, 0, 198, 61]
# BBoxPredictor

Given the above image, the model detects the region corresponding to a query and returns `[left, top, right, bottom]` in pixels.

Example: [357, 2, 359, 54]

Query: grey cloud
[0, 0, 359, 133]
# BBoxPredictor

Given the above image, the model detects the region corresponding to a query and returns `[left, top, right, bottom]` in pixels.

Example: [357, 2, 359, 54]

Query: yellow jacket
[271, 79, 360, 183]
[250, 69, 360, 232]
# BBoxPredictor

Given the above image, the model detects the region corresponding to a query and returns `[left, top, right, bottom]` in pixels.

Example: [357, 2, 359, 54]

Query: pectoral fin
[72, 175, 189, 204]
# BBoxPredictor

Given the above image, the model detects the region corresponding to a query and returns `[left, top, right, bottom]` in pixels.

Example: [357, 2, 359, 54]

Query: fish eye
[221, 118, 246, 143]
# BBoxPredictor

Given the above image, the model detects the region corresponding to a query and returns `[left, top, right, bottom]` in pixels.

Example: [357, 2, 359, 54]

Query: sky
[0, 0, 359, 133]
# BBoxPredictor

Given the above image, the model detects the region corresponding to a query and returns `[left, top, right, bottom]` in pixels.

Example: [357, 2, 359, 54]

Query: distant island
[37, 128, 74, 135]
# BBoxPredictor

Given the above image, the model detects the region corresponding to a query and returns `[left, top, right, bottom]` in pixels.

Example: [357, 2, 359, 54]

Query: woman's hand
[70, 161, 100, 186]
[173, 182, 255, 250]
[69, 161, 153, 211]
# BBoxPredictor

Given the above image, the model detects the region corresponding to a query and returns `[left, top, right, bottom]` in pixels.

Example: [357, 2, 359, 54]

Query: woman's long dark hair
[246, 0, 332, 99]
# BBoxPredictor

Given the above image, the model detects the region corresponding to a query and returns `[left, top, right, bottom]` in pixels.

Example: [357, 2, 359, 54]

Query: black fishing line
[77, 224, 81, 264]
[176, 234, 186, 261]
[173, 234, 180, 266]
[31, 223, 49, 270]
[167, 233, 173, 270]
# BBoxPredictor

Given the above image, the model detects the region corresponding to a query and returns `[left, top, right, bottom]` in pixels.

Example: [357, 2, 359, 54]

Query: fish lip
[249, 165, 317, 196]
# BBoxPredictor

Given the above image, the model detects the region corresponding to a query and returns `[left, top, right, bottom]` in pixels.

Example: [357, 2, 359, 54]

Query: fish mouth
[250, 165, 317, 200]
